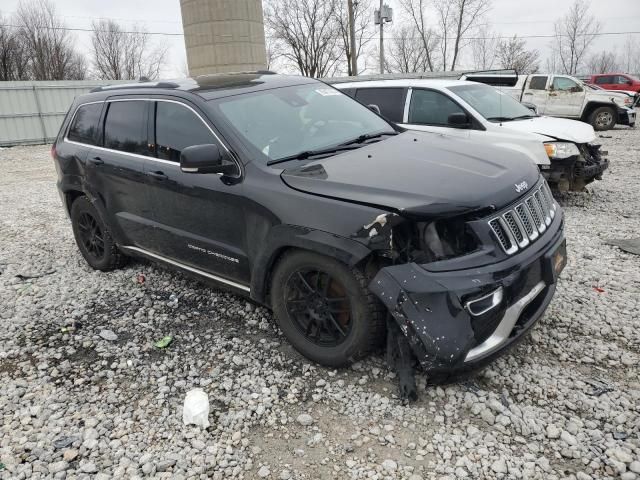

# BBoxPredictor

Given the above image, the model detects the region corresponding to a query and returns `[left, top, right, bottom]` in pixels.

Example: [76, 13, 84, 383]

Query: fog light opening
[465, 287, 504, 316]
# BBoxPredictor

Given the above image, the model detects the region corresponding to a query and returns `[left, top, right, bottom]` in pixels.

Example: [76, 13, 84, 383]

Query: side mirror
[627, 80, 633, 85]
[570, 86, 583, 93]
[447, 112, 471, 128]
[180, 144, 237, 175]
[521, 102, 538, 115]
[367, 104, 381, 115]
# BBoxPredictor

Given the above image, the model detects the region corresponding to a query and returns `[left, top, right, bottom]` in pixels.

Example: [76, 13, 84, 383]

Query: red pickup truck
[589, 73, 640, 93]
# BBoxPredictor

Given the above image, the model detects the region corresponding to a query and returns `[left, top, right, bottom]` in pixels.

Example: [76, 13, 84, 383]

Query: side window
[529, 76, 548, 90]
[616, 75, 630, 85]
[552, 77, 578, 91]
[103, 101, 149, 155]
[67, 103, 102, 145]
[154, 102, 216, 162]
[340, 88, 357, 98]
[354, 88, 406, 122]
[595, 76, 611, 85]
[408, 89, 465, 126]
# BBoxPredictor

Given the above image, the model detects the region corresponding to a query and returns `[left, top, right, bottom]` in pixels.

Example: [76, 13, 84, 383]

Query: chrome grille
[488, 182, 558, 255]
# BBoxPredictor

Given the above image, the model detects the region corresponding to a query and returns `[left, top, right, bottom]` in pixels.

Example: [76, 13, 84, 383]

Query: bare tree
[0, 14, 28, 80]
[91, 19, 167, 80]
[397, 0, 439, 72]
[264, 0, 341, 78]
[13, 0, 86, 80]
[384, 24, 430, 73]
[470, 24, 497, 70]
[335, 0, 375, 75]
[551, 0, 601, 75]
[621, 35, 640, 74]
[585, 50, 619, 74]
[497, 36, 539, 74]
[433, 0, 491, 71]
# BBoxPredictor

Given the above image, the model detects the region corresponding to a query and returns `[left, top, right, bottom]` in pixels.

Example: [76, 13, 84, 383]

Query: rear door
[522, 75, 550, 113]
[144, 98, 249, 285]
[353, 87, 407, 123]
[594, 75, 614, 90]
[86, 98, 156, 247]
[401, 88, 470, 138]
[545, 76, 585, 117]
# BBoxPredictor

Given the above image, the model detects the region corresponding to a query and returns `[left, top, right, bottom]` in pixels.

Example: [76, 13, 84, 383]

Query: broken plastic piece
[592, 286, 605, 293]
[386, 316, 418, 402]
[154, 336, 173, 348]
[136, 273, 146, 284]
[183, 388, 210, 428]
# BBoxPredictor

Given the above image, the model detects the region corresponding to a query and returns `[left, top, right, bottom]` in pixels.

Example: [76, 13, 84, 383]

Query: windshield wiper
[511, 114, 537, 120]
[340, 131, 398, 146]
[266, 132, 398, 166]
[486, 116, 517, 122]
[267, 145, 357, 166]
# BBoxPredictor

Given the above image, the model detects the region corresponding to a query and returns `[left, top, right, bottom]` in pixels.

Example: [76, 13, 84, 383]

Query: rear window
[103, 101, 149, 155]
[594, 76, 612, 84]
[354, 88, 406, 123]
[67, 103, 102, 145]
[529, 76, 547, 90]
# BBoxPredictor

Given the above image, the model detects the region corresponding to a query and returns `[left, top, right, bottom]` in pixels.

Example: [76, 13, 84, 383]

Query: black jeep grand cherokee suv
[53, 73, 566, 394]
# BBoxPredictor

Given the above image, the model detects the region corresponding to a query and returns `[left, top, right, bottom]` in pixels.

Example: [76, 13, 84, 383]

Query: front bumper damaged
[543, 144, 609, 191]
[369, 223, 565, 377]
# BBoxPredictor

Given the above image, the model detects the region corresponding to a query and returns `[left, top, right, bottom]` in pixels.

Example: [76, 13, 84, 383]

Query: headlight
[611, 96, 630, 107]
[544, 142, 580, 159]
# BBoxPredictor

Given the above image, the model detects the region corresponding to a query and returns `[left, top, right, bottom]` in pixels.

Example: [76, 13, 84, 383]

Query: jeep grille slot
[488, 182, 557, 255]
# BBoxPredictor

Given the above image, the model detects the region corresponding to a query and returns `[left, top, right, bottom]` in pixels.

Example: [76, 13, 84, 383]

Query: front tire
[589, 106, 616, 131]
[70, 196, 126, 271]
[270, 251, 386, 367]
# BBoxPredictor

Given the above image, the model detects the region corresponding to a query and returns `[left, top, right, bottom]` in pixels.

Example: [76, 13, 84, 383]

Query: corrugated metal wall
[0, 80, 125, 147]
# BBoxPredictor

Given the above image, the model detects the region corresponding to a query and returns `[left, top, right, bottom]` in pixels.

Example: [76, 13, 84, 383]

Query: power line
[1, 23, 639, 41]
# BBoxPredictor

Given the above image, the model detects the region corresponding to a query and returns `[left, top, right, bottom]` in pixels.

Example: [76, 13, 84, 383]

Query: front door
[401, 88, 471, 139]
[545, 76, 585, 117]
[144, 99, 249, 285]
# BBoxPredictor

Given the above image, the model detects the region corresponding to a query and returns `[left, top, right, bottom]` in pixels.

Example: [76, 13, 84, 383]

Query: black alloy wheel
[77, 212, 105, 260]
[70, 196, 126, 271]
[285, 269, 353, 347]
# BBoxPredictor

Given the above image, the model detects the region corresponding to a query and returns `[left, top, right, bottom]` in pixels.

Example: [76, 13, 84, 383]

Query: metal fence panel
[0, 80, 126, 146]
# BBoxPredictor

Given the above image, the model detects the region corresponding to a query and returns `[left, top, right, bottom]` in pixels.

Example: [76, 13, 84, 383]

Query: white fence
[0, 80, 124, 147]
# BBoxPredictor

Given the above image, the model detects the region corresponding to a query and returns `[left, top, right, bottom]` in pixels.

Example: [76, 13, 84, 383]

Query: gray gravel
[1, 126, 639, 479]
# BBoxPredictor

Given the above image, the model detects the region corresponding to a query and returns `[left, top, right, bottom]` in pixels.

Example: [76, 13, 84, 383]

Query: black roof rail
[89, 81, 180, 93]
[463, 69, 518, 76]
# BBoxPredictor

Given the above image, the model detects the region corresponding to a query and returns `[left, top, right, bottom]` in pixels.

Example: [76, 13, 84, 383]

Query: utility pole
[348, 0, 358, 76]
[379, 0, 384, 74]
[375, 2, 392, 74]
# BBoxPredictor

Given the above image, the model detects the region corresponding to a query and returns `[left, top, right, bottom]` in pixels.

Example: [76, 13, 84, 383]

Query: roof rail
[194, 70, 277, 79]
[89, 81, 180, 93]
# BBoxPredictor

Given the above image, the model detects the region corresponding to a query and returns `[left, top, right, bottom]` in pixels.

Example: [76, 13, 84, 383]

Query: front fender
[250, 224, 374, 304]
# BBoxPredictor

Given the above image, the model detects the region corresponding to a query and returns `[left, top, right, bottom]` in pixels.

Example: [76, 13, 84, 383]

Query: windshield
[448, 83, 535, 121]
[210, 84, 395, 161]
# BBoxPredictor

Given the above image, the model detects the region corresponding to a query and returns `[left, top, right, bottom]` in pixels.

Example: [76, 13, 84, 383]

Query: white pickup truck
[333, 78, 609, 192]
[461, 72, 636, 131]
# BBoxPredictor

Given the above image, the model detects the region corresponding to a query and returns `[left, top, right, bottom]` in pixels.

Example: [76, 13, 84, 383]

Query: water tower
[180, 0, 267, 76]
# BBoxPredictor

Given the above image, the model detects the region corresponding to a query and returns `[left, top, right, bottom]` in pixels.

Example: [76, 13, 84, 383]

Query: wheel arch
[581, 101, 616, 122]
[249, 225, 374, 306]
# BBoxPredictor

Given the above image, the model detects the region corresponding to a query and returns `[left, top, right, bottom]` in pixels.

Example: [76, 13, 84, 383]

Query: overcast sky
[1, 0, 639, 77]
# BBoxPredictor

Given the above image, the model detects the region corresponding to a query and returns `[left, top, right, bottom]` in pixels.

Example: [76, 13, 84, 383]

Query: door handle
[89, 156, 103, 166]
[147, 171, 168, 180]
[523, 92, 533, 95]
[549, 93, 557, 97]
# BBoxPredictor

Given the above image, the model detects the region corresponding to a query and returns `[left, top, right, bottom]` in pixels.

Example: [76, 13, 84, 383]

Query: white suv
[333, 78, 609, 192]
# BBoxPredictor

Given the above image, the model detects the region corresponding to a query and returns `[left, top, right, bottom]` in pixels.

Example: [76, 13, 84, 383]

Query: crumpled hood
[499, 116, 596, 144]
[280, 131, 540, 217]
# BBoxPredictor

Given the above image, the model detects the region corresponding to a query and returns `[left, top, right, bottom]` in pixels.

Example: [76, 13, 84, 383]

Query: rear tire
[589, 106, 616, 131]
[270, 251, 386, 367]
[70, 196, 126, 271]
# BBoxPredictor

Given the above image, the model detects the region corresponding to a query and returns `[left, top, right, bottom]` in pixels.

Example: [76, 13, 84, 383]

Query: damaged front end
[354, 180, 566, 399]
[543, 142, 609, 192]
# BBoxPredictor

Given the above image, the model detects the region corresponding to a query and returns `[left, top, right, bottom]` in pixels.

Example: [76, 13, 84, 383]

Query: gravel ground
[0, 126, 639, 480]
